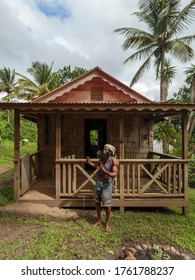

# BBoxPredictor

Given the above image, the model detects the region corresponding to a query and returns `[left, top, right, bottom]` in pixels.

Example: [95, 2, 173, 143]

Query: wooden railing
[55, 155, 189, 199]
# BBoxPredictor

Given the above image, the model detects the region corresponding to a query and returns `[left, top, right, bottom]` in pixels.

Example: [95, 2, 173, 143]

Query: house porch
[18, 152, 188, 214]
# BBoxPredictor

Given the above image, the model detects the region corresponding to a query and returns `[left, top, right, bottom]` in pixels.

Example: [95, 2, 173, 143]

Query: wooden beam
[55, 113, 61, 199]
[181, 111, 189, 215]
[14, 110, 20, 201]
[119, 113, 124, 159]
[119, 113, 124, 212]
[182, 111, 188, 159]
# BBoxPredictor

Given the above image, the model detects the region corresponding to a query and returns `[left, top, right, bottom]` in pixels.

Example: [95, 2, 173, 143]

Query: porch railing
[55, 154, 189, 200]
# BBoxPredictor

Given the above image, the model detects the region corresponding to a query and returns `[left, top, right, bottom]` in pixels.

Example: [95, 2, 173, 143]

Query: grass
[0, 187, 194, 259]
[0, 139, 195, 260]
[0, 139, 37, 201]
[0, 139, 37, 168]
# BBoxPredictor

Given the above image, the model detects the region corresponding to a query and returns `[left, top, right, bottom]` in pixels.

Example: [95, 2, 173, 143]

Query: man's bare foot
[92, 221, 102, 228]
[105, 224, 110, 232]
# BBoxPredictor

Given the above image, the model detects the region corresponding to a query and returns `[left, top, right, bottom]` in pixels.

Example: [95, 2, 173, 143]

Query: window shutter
[91, 87, 103, 101]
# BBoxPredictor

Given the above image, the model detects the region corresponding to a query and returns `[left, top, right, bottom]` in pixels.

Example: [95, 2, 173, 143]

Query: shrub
[189, 155, 195, 188]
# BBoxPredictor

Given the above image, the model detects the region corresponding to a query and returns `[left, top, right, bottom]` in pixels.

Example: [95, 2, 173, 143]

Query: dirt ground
[0, 201, 93, 219]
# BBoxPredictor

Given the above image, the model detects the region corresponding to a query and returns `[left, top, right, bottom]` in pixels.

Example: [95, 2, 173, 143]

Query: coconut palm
[0, 67, 18, 123]
[0, 67, 17, 102]
[16, 61, 60, 100]
[114, 0, 195, 101]
[161, 59, 177, 102]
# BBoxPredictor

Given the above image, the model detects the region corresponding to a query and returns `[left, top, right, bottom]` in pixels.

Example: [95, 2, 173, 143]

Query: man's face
[100, 147, 111, 163]
[103, 147, 109, 154]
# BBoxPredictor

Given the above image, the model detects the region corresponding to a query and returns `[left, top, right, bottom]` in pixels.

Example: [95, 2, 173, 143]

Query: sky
[0, 0, 195, 101]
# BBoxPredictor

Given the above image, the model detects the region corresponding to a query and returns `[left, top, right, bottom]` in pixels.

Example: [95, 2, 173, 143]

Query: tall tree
[0, 67, 17, 102]
[0, 67, 18, 123]
[57, 65, 89, 84]
[114, 0, 195, 101]
[160, 59, 177, 153]
[16, 61, 60, 100]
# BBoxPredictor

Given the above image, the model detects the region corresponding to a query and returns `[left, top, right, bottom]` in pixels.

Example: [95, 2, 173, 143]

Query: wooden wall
[38, 113, 153, 178]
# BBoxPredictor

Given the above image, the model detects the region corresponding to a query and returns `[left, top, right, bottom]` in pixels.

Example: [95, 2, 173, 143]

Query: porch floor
[18, 178, 187, 214]
[20, 179, 56, 200]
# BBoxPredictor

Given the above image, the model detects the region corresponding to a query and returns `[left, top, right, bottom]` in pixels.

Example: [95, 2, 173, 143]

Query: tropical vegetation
[0, 1, 194, 182]
[0, 62, 89, 101]
[114, 0, 195, 101]
[115, 0, 195, 155]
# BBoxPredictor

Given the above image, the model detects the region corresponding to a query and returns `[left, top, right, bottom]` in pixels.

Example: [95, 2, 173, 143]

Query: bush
[0, 186, 14, 206]
[189, 155, 195, 188]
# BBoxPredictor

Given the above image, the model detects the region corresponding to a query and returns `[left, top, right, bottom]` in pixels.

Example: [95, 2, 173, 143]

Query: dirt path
[0, 202, 94, 219]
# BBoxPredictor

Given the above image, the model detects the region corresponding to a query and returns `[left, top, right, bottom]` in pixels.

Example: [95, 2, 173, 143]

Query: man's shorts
[94, 181, 112, 207]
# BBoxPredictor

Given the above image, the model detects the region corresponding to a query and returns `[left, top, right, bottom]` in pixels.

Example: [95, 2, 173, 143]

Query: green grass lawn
[0, 194, 194, 259]
[0, 139, 37, 205]
[0, 139, 195, 260]
[0, 139, 37, 168]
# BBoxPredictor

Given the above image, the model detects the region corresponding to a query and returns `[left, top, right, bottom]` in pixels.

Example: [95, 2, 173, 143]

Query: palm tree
[16, 61, 60, 100]
[114, 0, 195, 101]
[0, 67, 17, 102]
[160, 59, 177, 153]
[0, 67, 18, 123]
[58, 65, 89, 84]
[161, 59, 177, 102]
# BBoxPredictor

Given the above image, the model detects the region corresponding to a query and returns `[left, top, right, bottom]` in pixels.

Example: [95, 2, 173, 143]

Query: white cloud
[0, 0, 194, 101]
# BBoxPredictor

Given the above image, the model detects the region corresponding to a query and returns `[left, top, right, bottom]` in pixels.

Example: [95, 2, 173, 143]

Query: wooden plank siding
[38, 113, 153, 178]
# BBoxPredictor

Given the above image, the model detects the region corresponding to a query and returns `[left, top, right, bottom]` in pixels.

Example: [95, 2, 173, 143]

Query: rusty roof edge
[0, 102, 195, 112]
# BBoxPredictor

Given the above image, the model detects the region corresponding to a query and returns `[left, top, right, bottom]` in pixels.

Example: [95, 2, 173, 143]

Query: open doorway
[85, 119, 107, 158]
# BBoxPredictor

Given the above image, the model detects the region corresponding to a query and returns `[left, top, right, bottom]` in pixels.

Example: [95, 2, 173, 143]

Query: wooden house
[0, 66, 195, 214]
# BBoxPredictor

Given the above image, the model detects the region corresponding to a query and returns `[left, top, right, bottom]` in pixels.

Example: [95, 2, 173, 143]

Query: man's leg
[105, 206, 111, 232]
[93, 202, 102, 227]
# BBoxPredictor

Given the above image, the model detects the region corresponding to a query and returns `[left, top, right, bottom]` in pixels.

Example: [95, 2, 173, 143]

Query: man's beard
[100, 151, 111, 163]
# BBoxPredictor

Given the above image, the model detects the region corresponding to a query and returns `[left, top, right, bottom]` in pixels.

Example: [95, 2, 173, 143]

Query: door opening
[85, 119, 107, 158]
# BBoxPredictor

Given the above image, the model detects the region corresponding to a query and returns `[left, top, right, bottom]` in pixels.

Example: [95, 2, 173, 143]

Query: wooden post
[55, 113, 61, 199]
[182, 111, 188, 159]
[119, 113, 125, 212]
[14, 110, 20, 201]
[182, 111, 188, 215]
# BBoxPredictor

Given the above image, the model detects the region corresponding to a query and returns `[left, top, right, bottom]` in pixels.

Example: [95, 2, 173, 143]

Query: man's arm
[86, 156, 99, 169]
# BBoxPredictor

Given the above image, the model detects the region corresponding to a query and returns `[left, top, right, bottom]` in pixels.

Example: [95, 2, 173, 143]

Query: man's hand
[86, 156, 91, 164]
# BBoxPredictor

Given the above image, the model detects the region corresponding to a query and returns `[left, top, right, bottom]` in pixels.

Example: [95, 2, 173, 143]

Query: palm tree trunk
[160, 51, 169, 154]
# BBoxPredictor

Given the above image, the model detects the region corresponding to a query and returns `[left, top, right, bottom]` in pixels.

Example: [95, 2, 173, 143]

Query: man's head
[100, 144, 115, 163]
[104, 144, 115, 156]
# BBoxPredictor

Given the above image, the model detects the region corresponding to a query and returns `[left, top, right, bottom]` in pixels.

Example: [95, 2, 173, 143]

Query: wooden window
[91, 87, 103, 101]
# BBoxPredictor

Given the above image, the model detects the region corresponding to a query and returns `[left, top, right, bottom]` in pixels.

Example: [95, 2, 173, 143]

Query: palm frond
[171, 0, 195, 34]
[124, 45, 156, 63]
[130, 55, 153, 87]
[167, 40, 194, 62]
